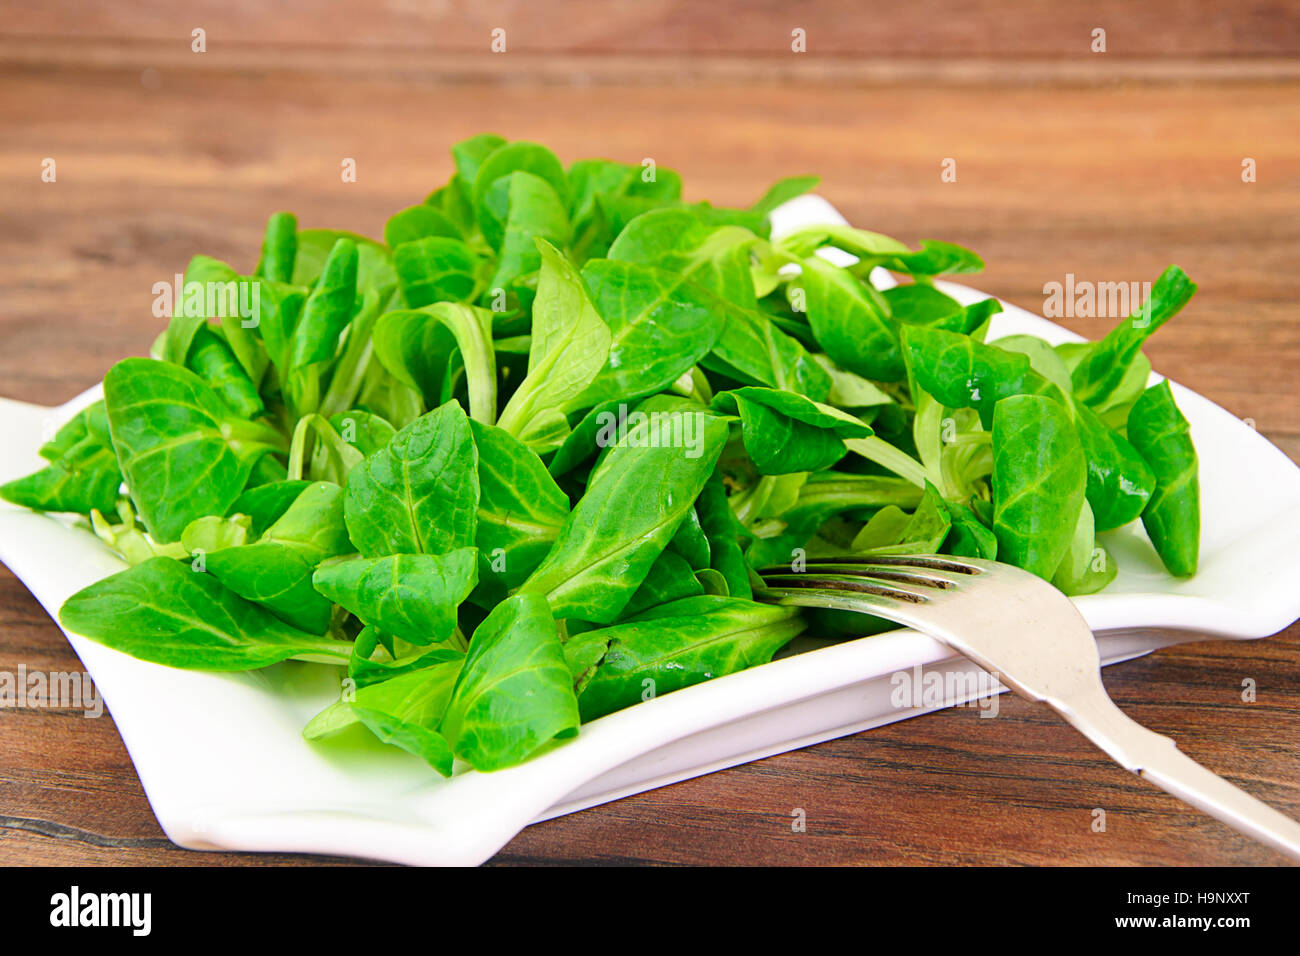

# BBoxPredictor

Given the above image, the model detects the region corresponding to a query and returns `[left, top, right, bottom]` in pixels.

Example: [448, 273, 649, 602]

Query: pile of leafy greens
[1, 134, 1200, 775]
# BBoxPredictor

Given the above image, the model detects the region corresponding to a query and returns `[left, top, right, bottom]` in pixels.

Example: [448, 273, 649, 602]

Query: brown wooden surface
[6, 0, 1300, 56]
[1, 2, 1298, 866]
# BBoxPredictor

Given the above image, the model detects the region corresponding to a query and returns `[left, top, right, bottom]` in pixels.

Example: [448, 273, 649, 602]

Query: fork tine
[759, 585, 921, 622]
[760, 573, 933, 604]
[813, 554, 984, 576]
[758, 554, 980, 592]
[758, 553, 984, 573]
[759, 564, 956, 595]
[788, 564, 958, 591]
[856, 554, 984, 571]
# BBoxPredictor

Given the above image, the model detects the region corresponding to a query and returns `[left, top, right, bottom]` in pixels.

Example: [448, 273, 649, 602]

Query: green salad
[1, 134, 1200, 775]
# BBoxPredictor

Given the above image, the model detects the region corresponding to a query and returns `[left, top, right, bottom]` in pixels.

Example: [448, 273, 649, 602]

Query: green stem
[223, 418, 290, 461]
[320, 288, 389, 418]
[286, 367, 321, 422]
[732, 475, 777, 525]
[287, 413, 363, 482]
[494, 390, 531, 437]
[291, 641, 353, 666]
[449, 627, 469, 653]
[795, 475, 925, 512]
[286, 415, 316, 481]
[436, 304, 498, 425]
[320, 341, 374, 420]
[843, 436, 928, 488]
[670, 366, 714, 405]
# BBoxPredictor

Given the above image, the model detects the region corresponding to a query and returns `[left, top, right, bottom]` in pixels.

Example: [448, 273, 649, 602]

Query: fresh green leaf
[343, 401, 479, 556]
[348, 654, 466, 774]
[1127, 381, 1199, 576]
[393, 236, 481, 308]
[103, 358, 283, 542]
[520, 400, 728, 623]
[990, 394, 1087, 578]
[578, 596, 805, 721]
[256, 212, 298, 283]
[440, 593, 579, 772]
[711, 386, 870, 475]
[495, 239, 611, 446]
[468, 418, 570, 603]
[575, 259, 724, 406]
[60, 557, 348, 670]
[385, 204, 462, 249]
[313, 548, 478, 645]
[1, 402, 122, 516]
[1070, 266, 1196, 409]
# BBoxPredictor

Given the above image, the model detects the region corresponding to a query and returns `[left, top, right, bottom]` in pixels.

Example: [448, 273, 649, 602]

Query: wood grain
[5, 0, 1300, 56]
[1, 1, 1298, 865]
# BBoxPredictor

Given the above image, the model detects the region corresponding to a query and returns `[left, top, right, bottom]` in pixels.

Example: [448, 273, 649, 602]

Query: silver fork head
[756, 553, 1104, 705]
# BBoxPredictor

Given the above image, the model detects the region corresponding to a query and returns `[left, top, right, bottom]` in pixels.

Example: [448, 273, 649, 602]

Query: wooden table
[1, 2, 1298, 865]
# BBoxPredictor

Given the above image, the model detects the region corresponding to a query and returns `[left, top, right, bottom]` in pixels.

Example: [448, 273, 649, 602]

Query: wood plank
[5, 39, 1300, 88]
[5, 1, 1299, 56]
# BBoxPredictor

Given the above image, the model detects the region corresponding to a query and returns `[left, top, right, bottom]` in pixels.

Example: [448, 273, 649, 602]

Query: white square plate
[2, 196, 1298, 866]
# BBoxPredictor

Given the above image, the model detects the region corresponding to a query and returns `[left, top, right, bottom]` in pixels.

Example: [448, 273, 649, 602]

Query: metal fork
[758, 554, 1300, 861]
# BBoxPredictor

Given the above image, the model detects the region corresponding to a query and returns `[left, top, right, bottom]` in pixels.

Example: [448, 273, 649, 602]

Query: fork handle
[1055, 687, 1300, 861]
